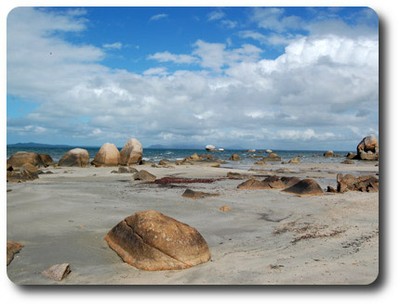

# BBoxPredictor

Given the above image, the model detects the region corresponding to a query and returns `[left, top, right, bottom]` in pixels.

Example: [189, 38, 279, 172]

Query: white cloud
[207, 10, 225, 21]
[149, 13, 168, 22]
[148, 51, 197, 64]
[7, 8, 379, 150]
[102, 42, 122, 49]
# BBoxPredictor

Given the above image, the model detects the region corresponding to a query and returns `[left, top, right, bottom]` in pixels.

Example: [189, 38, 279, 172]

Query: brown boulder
[7, 241, 23, 265]
[119, 138, 143, 166]
[323, 150, 334, 157]
[262, 153, 281, 162]
[336, 174, 379, 192]
[58, 148, 90, 167]
[104, 210, 211, 271]
[7, 151, 53, 168]
[229, 153, 241, 161]
[356, 136, 379, 160]
[7, 163, 39, 182]
[282, 179, 324, 196]
[133, 170, 156, 181]
[91, 143, 120, 167]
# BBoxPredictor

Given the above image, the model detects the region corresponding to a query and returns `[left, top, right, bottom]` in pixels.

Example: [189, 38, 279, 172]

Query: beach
[6, 160, 379, 285]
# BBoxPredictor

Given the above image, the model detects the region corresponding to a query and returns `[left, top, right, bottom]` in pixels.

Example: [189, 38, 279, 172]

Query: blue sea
[6, 145, 352, 170]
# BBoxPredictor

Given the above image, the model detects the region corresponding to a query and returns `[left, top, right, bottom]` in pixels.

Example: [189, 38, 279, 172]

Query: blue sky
[7, 7, 378, 150]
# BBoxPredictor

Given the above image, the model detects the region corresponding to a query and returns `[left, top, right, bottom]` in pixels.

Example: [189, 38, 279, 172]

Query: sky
[6, 6, 379, 150]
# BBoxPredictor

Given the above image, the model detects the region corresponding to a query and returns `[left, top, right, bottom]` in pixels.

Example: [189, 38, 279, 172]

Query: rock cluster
[328, 174, 379, 193]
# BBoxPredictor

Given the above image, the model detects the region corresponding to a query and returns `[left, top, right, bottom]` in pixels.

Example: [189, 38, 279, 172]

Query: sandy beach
[6, 160, 379, 285]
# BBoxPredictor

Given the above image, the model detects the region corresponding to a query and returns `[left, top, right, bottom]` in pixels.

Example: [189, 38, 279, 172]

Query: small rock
[182, 189, 219, 199]
[41, 263, 71, 281]
[133, 170, 156, 181]
[7, 241, 24, 265]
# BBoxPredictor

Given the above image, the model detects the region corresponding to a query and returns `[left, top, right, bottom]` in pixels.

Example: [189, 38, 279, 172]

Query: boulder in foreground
[104, 210, 211, 271]
[282, 178, 324, 196]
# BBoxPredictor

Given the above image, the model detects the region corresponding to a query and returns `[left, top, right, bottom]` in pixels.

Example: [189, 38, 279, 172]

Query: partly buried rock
[262, 153, 282, 162]
[58, 148, 90, 167]
[41, 263, 71, 281]
[7, 151, 53, 168]
[323, 150, 334, 157]
[229, 153, 241, 161]
[112, 166, 138, 174]
[336, 173, 379, 192]
[7, 241, 24, 265]
[133, 170, 156, 181]
[104, 210, 211, 271]
[237, 175, 300, 190]
[119, 138, 143, 166]
[182, 188, 219, 199]
[91, 143, 120, 167]
[282, 178, 324, 196]
[237, 178, 269, 190]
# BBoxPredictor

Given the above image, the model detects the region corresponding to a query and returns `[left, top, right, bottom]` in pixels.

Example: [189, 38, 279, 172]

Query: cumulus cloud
[7, 8, 378, 150]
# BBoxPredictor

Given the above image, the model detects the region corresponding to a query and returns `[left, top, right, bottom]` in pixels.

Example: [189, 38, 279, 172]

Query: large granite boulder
[119, 138, 143, 166]
[91, 143, 120, 167]
[356, 135, 379, 160]
[104, 210, 211, 271]
[7, 151, 53, 168]
[58, 148, 90, 167]
[282, 179, 324, 196]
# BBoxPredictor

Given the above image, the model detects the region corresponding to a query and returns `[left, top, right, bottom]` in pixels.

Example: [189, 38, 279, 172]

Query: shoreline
[7, 160, 379, 285]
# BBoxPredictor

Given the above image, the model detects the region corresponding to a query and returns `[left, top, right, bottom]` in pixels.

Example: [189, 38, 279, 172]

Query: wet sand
[6, 161, 379, 285]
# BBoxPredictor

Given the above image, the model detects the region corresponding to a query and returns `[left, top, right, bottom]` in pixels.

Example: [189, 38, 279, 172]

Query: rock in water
[119, 138, 143, 165]
[104, 210, 211, 271]
[58, 148, 90, 167]
[41, 263, 71, 281]
[282, 179, 324, 196]
[356, 135, 379, 160]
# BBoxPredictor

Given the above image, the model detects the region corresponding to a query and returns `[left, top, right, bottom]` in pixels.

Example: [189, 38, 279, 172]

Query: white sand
[6, 161, 379, 285]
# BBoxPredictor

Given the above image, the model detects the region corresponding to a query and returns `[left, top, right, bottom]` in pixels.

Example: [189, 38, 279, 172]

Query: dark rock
[282, 179, 324, 196]
[104, 210, 211, 271]
[182, 189, 219, 199]
[229, 153, 241, 161]
[237, 178, 270, 190]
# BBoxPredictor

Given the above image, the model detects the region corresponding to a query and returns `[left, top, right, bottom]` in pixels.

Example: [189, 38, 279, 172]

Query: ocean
[6, 145, 352, 170]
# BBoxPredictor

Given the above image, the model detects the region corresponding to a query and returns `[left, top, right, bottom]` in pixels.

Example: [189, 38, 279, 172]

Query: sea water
[6, 145, 351, 170]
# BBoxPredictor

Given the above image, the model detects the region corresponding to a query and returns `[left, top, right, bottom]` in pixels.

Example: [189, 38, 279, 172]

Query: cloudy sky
[7, 7, 378, 150]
